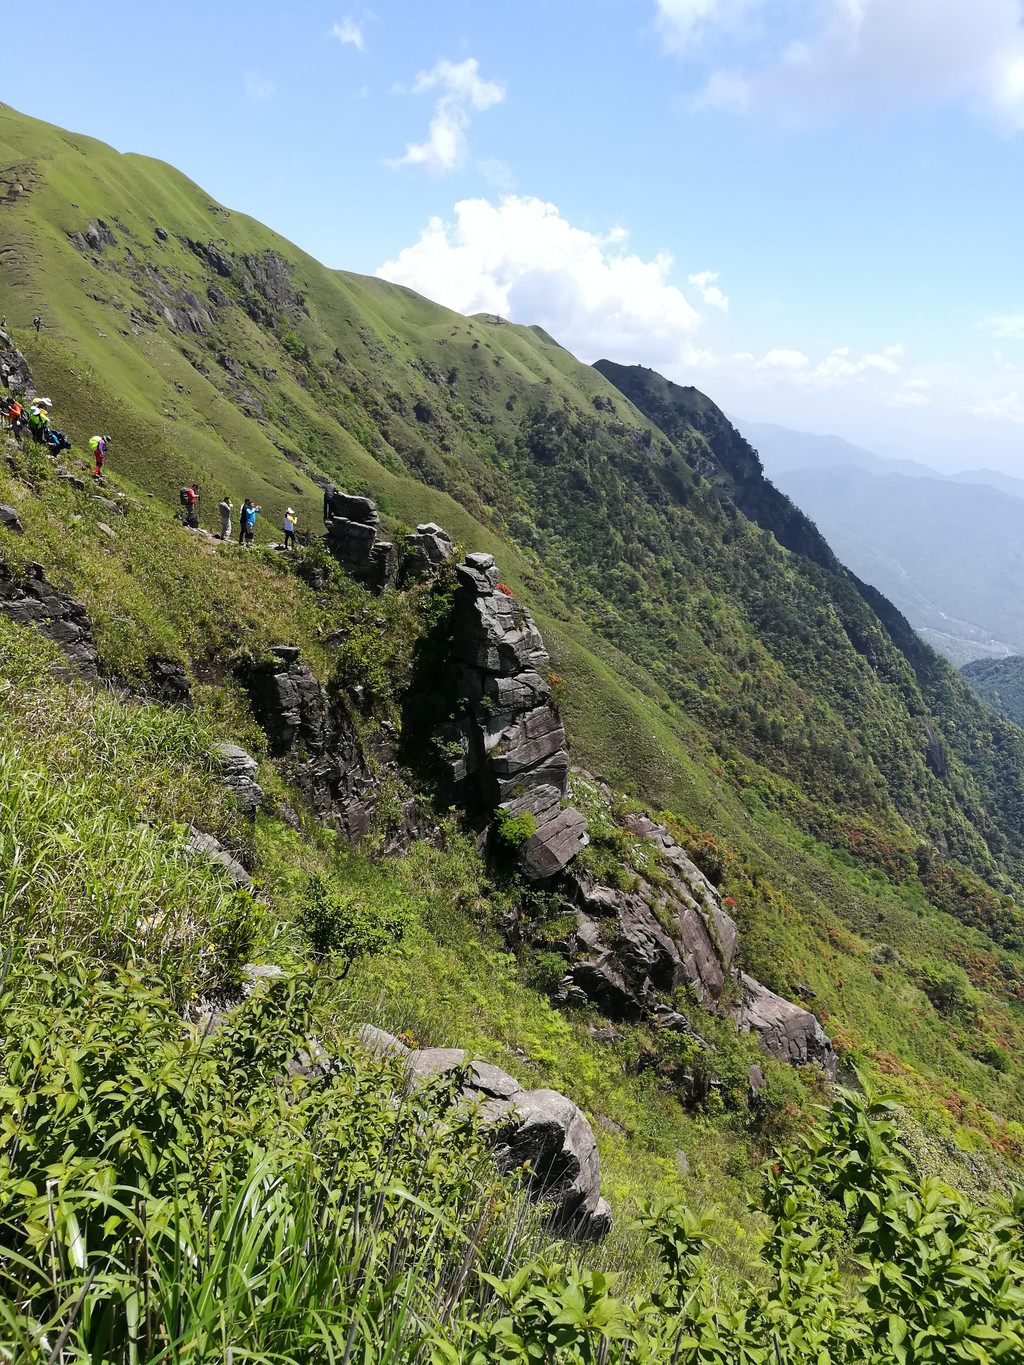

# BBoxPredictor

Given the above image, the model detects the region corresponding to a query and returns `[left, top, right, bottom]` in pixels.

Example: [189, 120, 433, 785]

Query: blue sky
[8, 0, 1024, 469]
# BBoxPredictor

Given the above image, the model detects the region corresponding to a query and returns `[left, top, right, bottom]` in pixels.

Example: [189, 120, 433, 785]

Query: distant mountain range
[734, 419, 1024, 664]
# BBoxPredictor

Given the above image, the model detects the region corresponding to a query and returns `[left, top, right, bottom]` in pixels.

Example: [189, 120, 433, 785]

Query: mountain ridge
[6, 98, 1024, 1252]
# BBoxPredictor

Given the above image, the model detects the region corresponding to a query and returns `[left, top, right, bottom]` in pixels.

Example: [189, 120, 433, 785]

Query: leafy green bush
[917, 960, 980, 1020]
[493, 808, 538, 851]
[297, 872, 409, 971]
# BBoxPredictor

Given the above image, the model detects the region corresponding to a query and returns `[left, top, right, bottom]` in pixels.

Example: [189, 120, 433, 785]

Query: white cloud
[988, 313, 1024, 337]
[377, 195, 700, 362]
[751, 344, 903, 383]
[389, 58, 505, 176]
[971, 390, 1024, 421]
[889, 378, 932, 407]
[244, 70, 275, 101]
[332, 17, 365, 50]
[689, 269, 729, 310]
[756, 348, 809, 370]
[662, 0, 1024, 128]
[656, 0, 753, 53]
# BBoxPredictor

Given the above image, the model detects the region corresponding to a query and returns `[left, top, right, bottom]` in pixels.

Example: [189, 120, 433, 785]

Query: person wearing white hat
[283, 506, 298, 550]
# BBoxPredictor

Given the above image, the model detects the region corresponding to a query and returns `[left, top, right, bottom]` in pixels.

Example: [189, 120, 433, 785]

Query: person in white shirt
[283, 507, 297, 550]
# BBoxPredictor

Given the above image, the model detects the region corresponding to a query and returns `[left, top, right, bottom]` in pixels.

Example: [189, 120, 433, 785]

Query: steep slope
[6, 101, 1024, 1189]
[771, 464, 1024, 663]
[962, 655, 1024, 728]
[592, 359, 843, 571]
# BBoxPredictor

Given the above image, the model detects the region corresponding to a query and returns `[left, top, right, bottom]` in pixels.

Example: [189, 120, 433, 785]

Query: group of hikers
[179, 484, 299, 549]
[0, 394, 109, 472]
[1, 385, 300, 550]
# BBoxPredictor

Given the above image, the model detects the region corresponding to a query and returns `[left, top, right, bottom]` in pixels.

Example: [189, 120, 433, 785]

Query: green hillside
[963, 655, 1024, 727]
[6, 101, 1024, 1358]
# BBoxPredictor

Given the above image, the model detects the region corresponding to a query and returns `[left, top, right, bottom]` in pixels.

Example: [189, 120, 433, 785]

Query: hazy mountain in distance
[734, 419, 941, 480]
[949, 467, 1024, 502]
[776, 464, 1024, 664]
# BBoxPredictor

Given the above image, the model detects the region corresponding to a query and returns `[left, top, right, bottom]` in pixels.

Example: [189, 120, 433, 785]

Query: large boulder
[735, 973, 837, 1078]
[384, 1031, 610, 1241]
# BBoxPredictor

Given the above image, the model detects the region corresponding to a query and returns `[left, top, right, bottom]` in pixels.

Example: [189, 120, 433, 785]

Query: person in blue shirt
[239, 498, 260, 547]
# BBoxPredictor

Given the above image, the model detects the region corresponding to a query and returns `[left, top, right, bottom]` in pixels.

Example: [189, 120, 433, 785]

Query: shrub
[297, 872, 409, 972]
[493, 808, 538, 851]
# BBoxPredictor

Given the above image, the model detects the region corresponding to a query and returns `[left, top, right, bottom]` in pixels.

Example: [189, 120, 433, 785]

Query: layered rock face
[402, 522, 455, 581]
[0, 561, 99, 681]
[357, 1025, 611, 1241]
[242, 645, 421, 848]
[443, 553, 588, 880]
[557, 812, 737, 1020]
[242, 646, 378, 841]
[323, 489, 395, 594]
[531, 803, 838, 1078]
[0, 329, 34, 397]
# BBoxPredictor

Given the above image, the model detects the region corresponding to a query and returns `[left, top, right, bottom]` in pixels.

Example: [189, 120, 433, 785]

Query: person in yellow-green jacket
[283, 507, 298, 550]
[89, 435, 110, 477]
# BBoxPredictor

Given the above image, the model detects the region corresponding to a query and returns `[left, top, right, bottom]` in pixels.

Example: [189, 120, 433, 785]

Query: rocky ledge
[357, 1024, 611, 1242]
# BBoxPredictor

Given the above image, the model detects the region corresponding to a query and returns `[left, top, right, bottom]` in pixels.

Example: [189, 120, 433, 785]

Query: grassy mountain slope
[6, 99, 1024, 1216]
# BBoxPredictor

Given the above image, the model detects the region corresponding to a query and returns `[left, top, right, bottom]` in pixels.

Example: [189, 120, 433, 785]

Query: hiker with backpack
[283, 507, 298, 551]
[89, 435, 110, 477]
[218, 495, 233, 541]
[27, 402, 49, 443]
[239, 498, 260, 547]
[179, 484, 199, 529]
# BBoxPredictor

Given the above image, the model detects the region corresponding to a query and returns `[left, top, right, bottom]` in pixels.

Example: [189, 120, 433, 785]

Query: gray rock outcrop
[323, 488, 395, 594]
[441, 554, 588, 880]
[0, 329, 35, 398]
[402, 522, 455, 581]
[147, 656, 193, 709]
[0, 504, 24, 534]
[185, 827, 252, 889]
[355, 1025, 610, 1241]
[214, 742, 264, 816]
[0, 561, 98, 681]
[555, 812, 738, 1017]
[240, 646, 421, 847]
[735, 973, 838, 1078]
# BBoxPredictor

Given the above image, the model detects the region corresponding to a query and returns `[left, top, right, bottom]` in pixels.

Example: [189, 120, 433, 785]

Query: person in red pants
[89, 434, 110, 477]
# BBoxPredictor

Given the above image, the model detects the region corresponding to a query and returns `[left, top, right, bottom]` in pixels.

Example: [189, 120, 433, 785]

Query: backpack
[179, 487, 190, 507]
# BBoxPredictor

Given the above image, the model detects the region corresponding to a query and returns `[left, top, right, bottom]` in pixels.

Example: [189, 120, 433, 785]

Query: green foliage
[963, 655, 1024, 729]
[297, 872, 409, 971]
[917, 960, 980, 1021]
[494, 808, 538, 850]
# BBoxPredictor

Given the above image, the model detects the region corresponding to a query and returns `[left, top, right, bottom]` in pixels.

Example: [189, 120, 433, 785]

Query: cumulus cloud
[689, 269, 729, 310]
[660, 0, 1024, 128]
[750, 345, 903, 382]
[332, 17, 365, 50]
[376, 193, 907, 416]
[377, 196, 700, 363]
[389, 58, 505, 176]
[244, 70, 275, 101]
